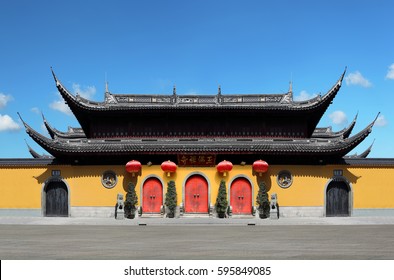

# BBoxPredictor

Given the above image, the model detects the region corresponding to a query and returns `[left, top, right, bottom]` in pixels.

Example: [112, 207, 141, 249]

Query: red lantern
[161, 160, 177, 177]
[217, 160, 233, 177]
[125, 160, 142, 176]
[253, 160, 269, 176]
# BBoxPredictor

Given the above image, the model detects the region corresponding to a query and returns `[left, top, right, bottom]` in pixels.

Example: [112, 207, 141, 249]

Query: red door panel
[231, 178, 252, 214]
[185, 175, 208, 213]
[143, 178, 163, 213]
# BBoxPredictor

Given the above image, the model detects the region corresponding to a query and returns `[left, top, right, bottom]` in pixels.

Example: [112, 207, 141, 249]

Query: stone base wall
[278, 206, 324, 217]
[0, 209, 42, 217]
[3, 207, 394, 218]
[70, 207, 115, 218]
[352, 208, 394, 217]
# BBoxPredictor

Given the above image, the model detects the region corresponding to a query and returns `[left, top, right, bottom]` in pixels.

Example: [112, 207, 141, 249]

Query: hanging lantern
[161, 160, 177, 177]
[217, 160, 233, 177]
[125, 160, 142, 176]
[253, 160, 269, 176]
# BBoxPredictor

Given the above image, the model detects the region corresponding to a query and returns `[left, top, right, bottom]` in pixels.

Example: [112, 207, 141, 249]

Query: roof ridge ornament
[105, 91, 117, 104]
[105, 81, 109, 94]
[104, 72, 109, 94]
[217, 85, 222, 104]
[172, 84, 177, 104]
[289, 80, 293, 100]
[280, 80, 293, 104]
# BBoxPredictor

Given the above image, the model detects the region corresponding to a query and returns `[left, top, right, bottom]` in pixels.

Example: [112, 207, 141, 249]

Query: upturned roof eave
[23, 128, 370, 160]
[312, 113, 357, 139]
[25, 140, 44, 159]
[42, 113, 56, 139]
[52, 69, 345, 113]
[42, 113, 86, 140]
[340, 112, 358, 139]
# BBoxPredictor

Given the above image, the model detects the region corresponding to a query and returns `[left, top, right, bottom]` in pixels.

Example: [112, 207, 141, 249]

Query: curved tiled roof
[43, 117, 355, 141]
[52, 69, 346, 112]
[344, 139, 374, 159]
[21, 113, 375, 162]
[42, 113, 86, 140]
[312, 113, 358, 139]
[51, 68, 346, 139]
[19, 68, 378, 164]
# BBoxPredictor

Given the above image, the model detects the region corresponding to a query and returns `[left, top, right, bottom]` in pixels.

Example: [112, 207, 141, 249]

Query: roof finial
[218, 85, 221, 95]
[105, 81, 109, 93]
[173, 84, 176, 95]
[105, 72, 109, 93]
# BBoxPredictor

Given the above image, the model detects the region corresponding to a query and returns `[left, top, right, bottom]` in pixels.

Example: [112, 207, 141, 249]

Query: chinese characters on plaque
[177, 154, 216, 167]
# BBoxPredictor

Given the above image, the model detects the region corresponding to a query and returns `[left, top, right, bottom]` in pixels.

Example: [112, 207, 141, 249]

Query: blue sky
[0, 0, 393, 158]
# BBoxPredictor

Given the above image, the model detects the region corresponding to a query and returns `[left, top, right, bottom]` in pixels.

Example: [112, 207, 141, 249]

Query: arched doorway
[44, 180, 69, 217]
[142, 177, 163, 213]
[185, 175, 209, 213]
[326, 180, 350, 217]
[230, 177, 252, 215]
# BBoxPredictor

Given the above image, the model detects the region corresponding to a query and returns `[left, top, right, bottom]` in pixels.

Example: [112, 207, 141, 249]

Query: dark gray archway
[44, 180, 69, 217]
[326, 180, 350, 217]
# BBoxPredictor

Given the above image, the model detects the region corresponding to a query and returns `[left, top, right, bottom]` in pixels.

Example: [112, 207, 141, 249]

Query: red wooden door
[185, 175, 208, 213]
[231, 178, 252, 214]
[143, 178, 163, 213]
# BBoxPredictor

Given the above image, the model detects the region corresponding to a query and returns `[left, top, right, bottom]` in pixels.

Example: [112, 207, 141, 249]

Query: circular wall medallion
[277, 170, 293, 189]
[101, 170, 117, 189]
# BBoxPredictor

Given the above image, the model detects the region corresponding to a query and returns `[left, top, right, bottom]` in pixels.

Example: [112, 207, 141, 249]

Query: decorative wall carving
[101, 170, 117, 189]
[277, 170, 293, 188]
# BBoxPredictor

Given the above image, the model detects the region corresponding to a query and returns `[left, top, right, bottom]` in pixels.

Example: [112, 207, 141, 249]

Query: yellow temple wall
[1, 163, 394, 215]
[0, 166, 44, 208]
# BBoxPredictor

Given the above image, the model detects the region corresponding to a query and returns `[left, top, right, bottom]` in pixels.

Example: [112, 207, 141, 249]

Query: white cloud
[49, 99, 72, 116]
[375, 115, 388, 127]
[49, 82, 95, 116]
[294, 90, 317, 101]
[329, 111, 348, 125]
[0, 93, 13, 109]
[0, 114, 20, 131]
[72, 83, 96, 99]
[385, 64, 394, 80]
[345, 71, 372, 88]
[31, 107, 40, 114]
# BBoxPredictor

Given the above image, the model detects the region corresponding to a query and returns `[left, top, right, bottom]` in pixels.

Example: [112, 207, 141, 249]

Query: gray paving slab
[1, 216, 394, 259]
[1, 215, 394, 226]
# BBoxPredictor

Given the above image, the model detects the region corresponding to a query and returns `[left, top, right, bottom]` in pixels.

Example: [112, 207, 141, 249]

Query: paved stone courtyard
[1, 216, 394, 259]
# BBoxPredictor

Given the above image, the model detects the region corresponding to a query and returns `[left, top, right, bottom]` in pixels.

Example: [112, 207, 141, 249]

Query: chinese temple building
[1, 69, 394, 218]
